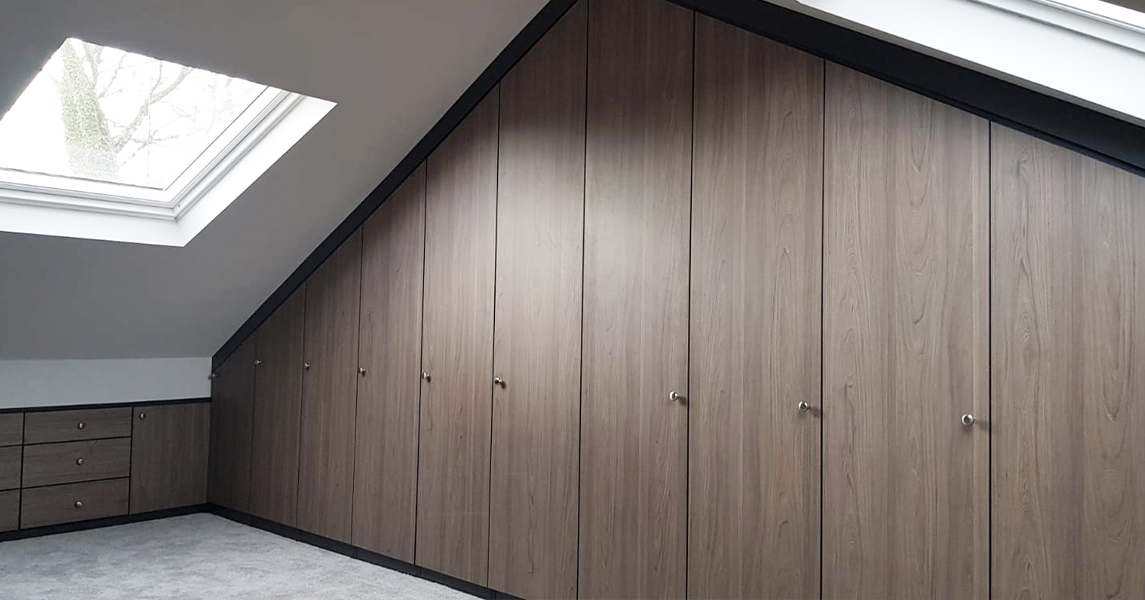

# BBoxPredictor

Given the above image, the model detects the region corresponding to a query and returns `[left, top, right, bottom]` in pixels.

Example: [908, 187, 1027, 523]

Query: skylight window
[0, 38, 334, 246]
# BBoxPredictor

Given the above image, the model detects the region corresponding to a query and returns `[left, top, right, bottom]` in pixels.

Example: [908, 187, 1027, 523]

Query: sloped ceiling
[0, 0, 547, 359]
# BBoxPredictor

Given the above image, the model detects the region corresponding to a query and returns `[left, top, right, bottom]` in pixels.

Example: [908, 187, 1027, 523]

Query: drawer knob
[76, 457, 85, 466]
[77, 421, 86, 430]
[74, 500, 83, 509]
[139, 412, 147, 420]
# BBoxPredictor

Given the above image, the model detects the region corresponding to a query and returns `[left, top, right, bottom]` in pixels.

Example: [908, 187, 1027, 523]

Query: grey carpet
[0, 513, 478, 600]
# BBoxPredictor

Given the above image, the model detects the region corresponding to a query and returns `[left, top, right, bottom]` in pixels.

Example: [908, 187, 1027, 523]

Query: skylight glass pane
[0, 38, 267, 190]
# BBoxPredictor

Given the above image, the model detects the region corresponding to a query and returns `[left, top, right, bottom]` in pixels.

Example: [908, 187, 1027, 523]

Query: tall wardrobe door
[298, 232, 362, 543]
[993, 126, 1145, 600]
[352, 165, 426, 562]
[208, 338, 255, 511]
[249, 288, 305, 527]
[580, 0, 692, 598]
[822, 64, 989, 600]
[689, 15, 823, 600]
[416, 91, 498, 586]
[488, 3, 586, 598]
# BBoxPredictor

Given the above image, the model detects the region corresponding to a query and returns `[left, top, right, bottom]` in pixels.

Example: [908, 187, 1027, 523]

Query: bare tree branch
[110, 64, 192, 154]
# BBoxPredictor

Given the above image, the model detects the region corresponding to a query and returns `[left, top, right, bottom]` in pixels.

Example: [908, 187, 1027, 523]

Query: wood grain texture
[23, 408, 132, 445]
[22, 438, 130, 488]
[580, 0, 693, 597]
[0, 446, 19, 491]
[992, 125, 1145, 600]
[250, 289, 306, 527]
[352, 164, 426, 562]
[0, 414, 22, 447]
[21, 478, 128, 528]
[130, 403, 210, 514]
[0, 490, 16, 532]
[416, 90, 499, 586]
[488, 3, 586, 598]
[822, 64, 989, 600]
[298, 231, 362, 544]
[688, 15, 823, 600]
[208, 337, 255, 511]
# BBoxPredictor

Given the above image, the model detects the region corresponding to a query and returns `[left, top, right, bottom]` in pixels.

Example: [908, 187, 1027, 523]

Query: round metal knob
[208, 373, 217, 380]
[669, 391, 683, 402]
[304, 362, 311, 370]
[254, 359, 263, 366]
[961, 414, 976, 427]
[421, 371, 431, 382]
[358, 367, 367, 376]
[138, 412, 147, 420]
[493, 377, 505, 388]
[77, 422, 86, 430]
[798, 401, 811, 414]
[76, 457, 85, 466]
[74, 501, 83, 509]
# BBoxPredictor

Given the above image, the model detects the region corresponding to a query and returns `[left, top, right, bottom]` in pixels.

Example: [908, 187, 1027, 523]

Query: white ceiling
[0, 0, 547, 360]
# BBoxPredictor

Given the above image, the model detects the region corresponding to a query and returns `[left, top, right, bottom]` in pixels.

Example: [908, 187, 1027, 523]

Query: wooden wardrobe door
[822, 64, 989, 600]
[208, 338, 254, 511]
[416, 91, 498, 586]
[298, 232, 362, 543]
[993, 126, 1145, 600]
[131, 403, 210, 514]
[488, 3, 586, 598]
[580, 0, 692, 598]
[352, 165, 426, 562]
[249, 289, 305, 526]
[689, 15, 823, 600]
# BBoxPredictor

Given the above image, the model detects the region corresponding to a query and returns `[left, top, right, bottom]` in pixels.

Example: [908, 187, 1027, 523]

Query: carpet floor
[0, 513, 478, 600]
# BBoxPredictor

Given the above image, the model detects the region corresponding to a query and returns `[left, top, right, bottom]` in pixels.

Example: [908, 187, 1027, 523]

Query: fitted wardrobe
[208, 0, 1145, 598]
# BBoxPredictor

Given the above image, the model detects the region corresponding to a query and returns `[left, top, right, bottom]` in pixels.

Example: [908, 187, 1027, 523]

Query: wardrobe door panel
[689, 15, 823, 600]
[993, 125, 1145, 600]
[297, 232, 362, 543]
[131, 403, 210, 514]
[352, 165, 426, 562]
[580, 0, 692, 598]
[208, 338, 255, 512]
[823, 65, 989, 600]
[416, 91, 498, 586]
[249, 289, 305, 526]
[488, 3, 586, 598]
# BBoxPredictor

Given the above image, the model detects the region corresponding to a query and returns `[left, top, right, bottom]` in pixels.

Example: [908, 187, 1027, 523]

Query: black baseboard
[207, 504, 523, 600]
[0, 503, 209, 543]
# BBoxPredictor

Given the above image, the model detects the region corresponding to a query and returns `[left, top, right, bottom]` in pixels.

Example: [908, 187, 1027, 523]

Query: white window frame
[0, 87, 299, 221]
[971, 0, 1145, 53]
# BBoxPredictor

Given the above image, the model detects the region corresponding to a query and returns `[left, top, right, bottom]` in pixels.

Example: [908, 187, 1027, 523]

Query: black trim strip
[0, 504, 208, 543]
[213, 0, 1145, 369]
[0, 397, 210, 416]
[207, 504, 523, 600]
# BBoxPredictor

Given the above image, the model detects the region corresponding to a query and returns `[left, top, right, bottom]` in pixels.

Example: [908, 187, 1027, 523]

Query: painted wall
[0, 357, 210, 408]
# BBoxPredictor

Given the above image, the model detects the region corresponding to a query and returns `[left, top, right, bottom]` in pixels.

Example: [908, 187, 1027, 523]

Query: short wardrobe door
[580, 0, 693, 598]
[993, 126, 1145, 600]
[298, 232, 362, 544]
[208, 339, 255, 512]
[416, 91, 498, 586]
[823, 65, 989, 599]
[488, 3, 586, 599]
[249, 289, 305, 527]
[689, 15, 824, 600]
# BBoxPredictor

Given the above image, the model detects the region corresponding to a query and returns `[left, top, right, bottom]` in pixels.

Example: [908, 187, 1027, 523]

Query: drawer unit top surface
[24, 408, 132, 444]
[22, 438, 131, 488]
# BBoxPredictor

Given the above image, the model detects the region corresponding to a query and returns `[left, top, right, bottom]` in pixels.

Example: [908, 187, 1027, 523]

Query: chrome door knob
[254, 359, 263, 366]
[358, 367, 367, 376]
[961, 414, 976, 427]
[138, 412, 147, 420]
[493, 377, 505, 388]
[74, 501, 83, 509]
[421, 371, 431, 382]
[76, 457, 85, 466]
[669, 391, 684, 402]
[77, 422, 86, 430]
[303, 362, 311, 370]
[208, 373, 217, 380]
[798, 401, 811, 414]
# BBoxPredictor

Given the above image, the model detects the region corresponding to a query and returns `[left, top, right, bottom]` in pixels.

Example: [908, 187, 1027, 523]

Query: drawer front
[22, 438, 130, 488]
[0, 446, 20, 491]
[24, 408, 132, 444]
[20, 478, 129, 529]
[0, 414, 22, 447]
[0, 490, 17, 532]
